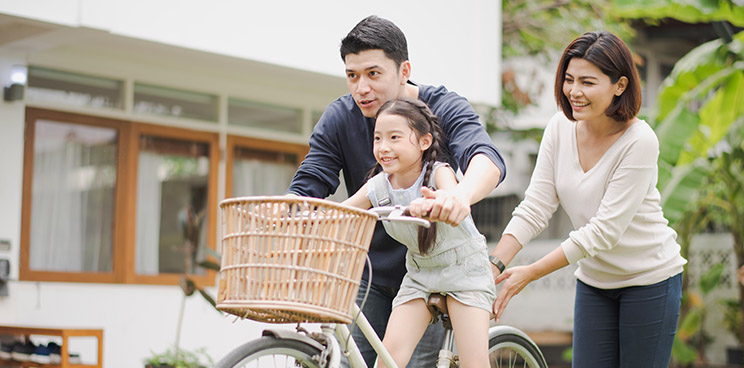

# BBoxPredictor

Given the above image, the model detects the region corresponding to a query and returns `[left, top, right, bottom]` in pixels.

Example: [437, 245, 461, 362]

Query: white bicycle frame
[318, 303, 397, 368]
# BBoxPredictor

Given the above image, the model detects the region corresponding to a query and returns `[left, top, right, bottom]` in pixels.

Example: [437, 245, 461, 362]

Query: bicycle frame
[260, 302, 546, 368]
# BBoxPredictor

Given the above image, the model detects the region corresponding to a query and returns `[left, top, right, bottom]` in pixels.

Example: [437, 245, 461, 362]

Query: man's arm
[412, 86, 506, 225]
[414, 154, 501, 225]
[286, 105, 344, 198]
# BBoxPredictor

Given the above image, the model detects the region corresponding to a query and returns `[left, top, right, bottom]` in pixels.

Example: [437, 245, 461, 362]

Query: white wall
[0, 0, 502, 106]
[0, 54, 26, 282]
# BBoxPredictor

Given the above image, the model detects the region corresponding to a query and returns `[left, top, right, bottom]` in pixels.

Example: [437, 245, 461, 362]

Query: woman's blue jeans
[342, 277, 444, 368]
[572, 272, 683, 368]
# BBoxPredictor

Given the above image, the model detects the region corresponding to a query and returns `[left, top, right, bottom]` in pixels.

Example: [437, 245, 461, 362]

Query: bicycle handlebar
[368, 205, 431, 228]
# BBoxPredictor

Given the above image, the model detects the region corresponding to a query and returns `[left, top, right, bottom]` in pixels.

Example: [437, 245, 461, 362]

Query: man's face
[345, 49, 409, 118]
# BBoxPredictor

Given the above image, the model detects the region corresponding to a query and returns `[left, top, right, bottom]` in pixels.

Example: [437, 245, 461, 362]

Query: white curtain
[29, 122, 114, 272]
[135, 152, 162, 275]
[233, 159, 296, 196]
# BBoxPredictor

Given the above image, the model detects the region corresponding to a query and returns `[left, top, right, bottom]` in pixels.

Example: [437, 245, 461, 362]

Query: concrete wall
[0, 0, 502, 106]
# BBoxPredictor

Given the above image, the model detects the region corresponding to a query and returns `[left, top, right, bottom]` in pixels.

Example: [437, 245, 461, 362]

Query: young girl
[343, 98, 495, 368]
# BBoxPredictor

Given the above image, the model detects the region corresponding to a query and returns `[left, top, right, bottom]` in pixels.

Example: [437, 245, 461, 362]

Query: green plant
[673, 263, 726, 365]
[143, 346, 213, 368]
[722, 298, 743, 344]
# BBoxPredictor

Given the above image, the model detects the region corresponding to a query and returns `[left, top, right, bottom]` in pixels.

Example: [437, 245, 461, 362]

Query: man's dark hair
[340, 15, 409, 68]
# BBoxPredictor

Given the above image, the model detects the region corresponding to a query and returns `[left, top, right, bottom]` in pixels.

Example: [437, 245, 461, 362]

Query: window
[134, 83, 218, 122]
[25, 116, 118, 275]
[135, 133, 212, 277]
[225, 136, 307, 197]
[21, 108, 219, 285]
[228, 98, 302, 134]
[26, 66, 123, 109]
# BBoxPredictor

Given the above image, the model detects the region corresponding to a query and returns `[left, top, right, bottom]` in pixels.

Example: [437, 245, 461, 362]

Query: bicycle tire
[488, 333, 548, 368]
[216, 336, 323, 368]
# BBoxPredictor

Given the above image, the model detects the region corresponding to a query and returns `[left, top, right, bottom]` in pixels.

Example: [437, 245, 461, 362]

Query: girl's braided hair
[369, 98, 447, 254]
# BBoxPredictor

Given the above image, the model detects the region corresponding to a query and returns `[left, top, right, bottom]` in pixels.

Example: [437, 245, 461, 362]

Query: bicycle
[215, 196, 547, 368]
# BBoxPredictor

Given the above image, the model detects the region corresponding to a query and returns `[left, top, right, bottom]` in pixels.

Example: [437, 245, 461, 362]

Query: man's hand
[407, 187, 470, 226]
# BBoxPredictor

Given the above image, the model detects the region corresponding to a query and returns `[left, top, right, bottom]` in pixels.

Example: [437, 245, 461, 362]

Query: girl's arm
[408, 165, 458, 216]
[433, 164, 458, 190]
[342, 182, 372, 209]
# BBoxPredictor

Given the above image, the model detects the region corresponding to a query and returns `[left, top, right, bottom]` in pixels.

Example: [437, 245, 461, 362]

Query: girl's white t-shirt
[504, 112, 686, 289]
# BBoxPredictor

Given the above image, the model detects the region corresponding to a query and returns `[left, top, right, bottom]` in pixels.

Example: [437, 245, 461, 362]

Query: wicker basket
[217, 196, 378, 324]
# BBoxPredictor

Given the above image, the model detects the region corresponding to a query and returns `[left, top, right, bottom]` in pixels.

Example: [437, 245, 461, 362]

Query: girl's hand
[407, 196, 433, 220]
[492, 265, 537, 323]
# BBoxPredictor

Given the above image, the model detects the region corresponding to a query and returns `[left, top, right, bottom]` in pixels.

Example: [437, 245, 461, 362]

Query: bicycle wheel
[216, 336, 323, 368]
[488, 333, 548, 368]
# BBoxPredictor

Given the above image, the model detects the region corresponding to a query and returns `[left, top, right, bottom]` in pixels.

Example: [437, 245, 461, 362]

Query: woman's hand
[492, 265, 538, 323]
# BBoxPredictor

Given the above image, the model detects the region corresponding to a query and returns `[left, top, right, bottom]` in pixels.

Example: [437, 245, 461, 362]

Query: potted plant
[723, 294, 743, 365]
[143, 346, 213, 368]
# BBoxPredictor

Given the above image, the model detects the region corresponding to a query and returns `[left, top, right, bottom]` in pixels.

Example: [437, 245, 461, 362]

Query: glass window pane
[134, 83, 218, 122]
[232, 147, 297, 196]
[29, 120, 117, 272]
[26, 66, 123, 109]
[228, 98, 302, 133]
[135, 135, 211, 275]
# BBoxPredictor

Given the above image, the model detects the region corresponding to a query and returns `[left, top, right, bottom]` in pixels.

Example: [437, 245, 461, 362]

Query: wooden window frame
[225, 135, 308, 198]
[20, 108, 219, 286]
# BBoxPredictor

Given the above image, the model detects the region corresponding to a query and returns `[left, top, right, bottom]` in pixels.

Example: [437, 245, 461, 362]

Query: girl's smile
[373, 112, 432, 189]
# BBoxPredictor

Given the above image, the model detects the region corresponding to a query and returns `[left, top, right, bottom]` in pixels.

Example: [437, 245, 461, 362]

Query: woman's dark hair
[340, 15, 409, 68]
[554, 31, 641, 122]
[370, 98, 446, 255]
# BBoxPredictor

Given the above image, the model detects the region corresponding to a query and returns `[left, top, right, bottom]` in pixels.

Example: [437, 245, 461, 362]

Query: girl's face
[373, 113, 432, 177]
[563, 58, 627, 123]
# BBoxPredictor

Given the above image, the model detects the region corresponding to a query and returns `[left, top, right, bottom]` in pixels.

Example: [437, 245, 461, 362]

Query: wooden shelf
[0, 325, 102, 368]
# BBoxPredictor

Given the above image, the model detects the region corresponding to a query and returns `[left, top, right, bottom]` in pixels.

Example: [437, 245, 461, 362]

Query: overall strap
[371, 172, 391, 207]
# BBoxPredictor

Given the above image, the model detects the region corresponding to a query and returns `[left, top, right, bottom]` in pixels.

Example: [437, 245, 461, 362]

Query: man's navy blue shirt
[287, 83, 506, 289]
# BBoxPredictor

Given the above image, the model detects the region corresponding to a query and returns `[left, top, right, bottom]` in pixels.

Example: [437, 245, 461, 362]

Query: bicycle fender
[262, 329, 326, 351]
[488, 325, 548, 363]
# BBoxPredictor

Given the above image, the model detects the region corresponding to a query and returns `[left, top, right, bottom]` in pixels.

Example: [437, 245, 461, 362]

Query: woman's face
[562, 58, 627, 123]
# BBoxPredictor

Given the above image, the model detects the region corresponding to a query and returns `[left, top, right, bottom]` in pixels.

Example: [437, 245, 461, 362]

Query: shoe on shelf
[10, 341, 35, 362]
[31, 343, 52, 364]
[47, 341, 61, 364]
[0, 341, 12, 360]
[69, 352, 82, 364]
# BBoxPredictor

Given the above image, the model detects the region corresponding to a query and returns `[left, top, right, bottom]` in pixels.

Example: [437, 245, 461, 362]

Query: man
[287, 15, 505, 367]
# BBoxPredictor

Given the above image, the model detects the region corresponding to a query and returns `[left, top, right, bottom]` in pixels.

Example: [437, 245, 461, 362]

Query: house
[0, 1, 504, 366]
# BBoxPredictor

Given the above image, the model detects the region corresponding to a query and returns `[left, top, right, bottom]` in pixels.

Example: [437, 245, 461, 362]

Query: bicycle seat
[426, 293, 448, 324]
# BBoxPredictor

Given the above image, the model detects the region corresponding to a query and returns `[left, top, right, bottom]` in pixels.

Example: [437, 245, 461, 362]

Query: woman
[489, 31, 686, 367]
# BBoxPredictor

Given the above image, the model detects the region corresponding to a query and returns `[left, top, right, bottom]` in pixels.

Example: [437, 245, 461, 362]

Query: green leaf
[203, 246, 222, 261]
[679, 308, 702, 336]
[699, 263, 725, 295]
[659, 159, 710, 226]
[680, 70, 744, 164]
[197, 259, 221, 272]
[657, 109, 700, 166]
[197, 288, 217, 309]
[613, 0, 744, 26]
[672, 336, 698, 364]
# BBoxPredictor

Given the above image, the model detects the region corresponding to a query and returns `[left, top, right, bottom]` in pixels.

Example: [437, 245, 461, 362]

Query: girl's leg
[618, 273, 682, 368]
[572, 280, 620, 368]
[376, 298, 431, 368]
[446, 297, 490, 368]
